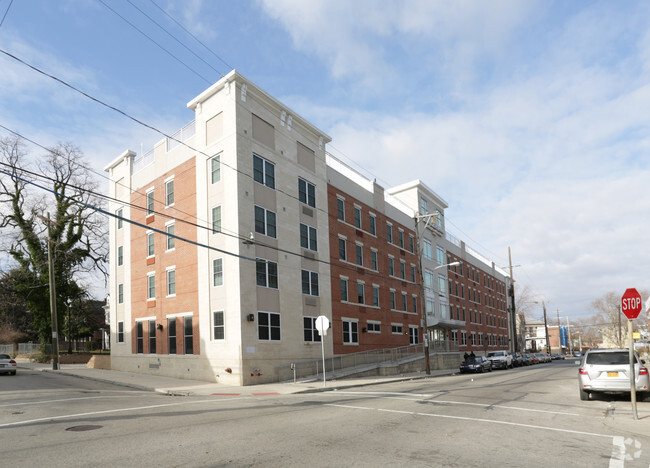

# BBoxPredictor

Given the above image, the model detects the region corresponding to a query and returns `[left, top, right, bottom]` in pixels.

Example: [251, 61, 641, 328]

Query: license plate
[607, 371, 619, 377]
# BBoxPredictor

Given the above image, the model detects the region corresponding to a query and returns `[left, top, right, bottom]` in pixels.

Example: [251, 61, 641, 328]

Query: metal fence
[277, 341, 459, 382]
[0, 344, 13, 354]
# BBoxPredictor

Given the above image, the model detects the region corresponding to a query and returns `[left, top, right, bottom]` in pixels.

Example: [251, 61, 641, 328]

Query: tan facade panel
[252, 113, 275, 149]
[297, 141, 315, 172]
[206, 112, 223, 145]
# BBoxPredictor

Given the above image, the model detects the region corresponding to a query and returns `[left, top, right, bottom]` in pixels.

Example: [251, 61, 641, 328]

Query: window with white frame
[461, 331, 467, 345]
[391, 323, 403, 334]
[166, 268, 176, 296]
[440, 303, 448, 319]
[398, 229, 404, 248]
[412, 295, 418, 314]
[409, 235, 414, 253]
[451, 330, 458, 343]
[340, 277, 348, 302]
[436, 246, 445, 265]
[149, 320, 156, 354]
[420, 197, 428, 215]
[253, 154, 275, 189]
[117, 245, 123, 266]
[303, 316, 322, 342]
[355, 243, 363, 266]
[409, 325, 419, 344]
[438, 275, 446, 294]
[166, 223, 175, 250]
[369, 213, 376, 235]
[254, 205, 276, 238]
[426, 299, 434, 316]
[425, 270, 434, 290]
[400, 260, 406, 279]
[300, 223, 317, 251]
[402, 292, 408, 311]
[390, 290, 396, 309]
[147, 273, 155, 300]
[183, 316, 193, 354]
[118, 283, 124, 304]
[388, 256, 394, 276]
[165, 179, 174, 206]
[117, 321, 124, 343]
[256, 260, 278, 289]
[136, 321, 143, 353]
[372, 285, 379, 307]
[371, 249, 378, 270]
[168, 318, 176, 354]
[146, 190, 154, 215]
[367, 320, 381, 333]
[301, 270, 319, 296]
[337, 197, 345, 221]
[117, 208, 123, 229]
[423, 240, 432, 260]
[342, 319, 358, 344]
[338, 237, 346, 261]
[213, 258, 223, 286]
[212, 311, 225, 340]
[410, 264, 416, 282]
[211, 155, 221, 183]
[354, 205, 362, 229]
[146, 231, 154, 257]
[357, 282, 365, 304]
[298, 178, 316, 207]
[387, 223, 393, 243]
[258, 311, 280, 341]
[212, 206, 222, 233]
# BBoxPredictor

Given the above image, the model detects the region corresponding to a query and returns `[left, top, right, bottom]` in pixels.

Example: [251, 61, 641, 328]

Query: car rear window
[0, 354, 10, 359]
[586, 352, 635, 365]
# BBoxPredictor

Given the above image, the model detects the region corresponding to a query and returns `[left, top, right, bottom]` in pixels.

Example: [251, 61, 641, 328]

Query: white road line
[609, 436, 625, 468]
[0, 397, 246, 429]
[325, 392, 579, 416]
[325, 403, 613, 439]
[0, 395, 141, 407]
[331, 391, 434, 398]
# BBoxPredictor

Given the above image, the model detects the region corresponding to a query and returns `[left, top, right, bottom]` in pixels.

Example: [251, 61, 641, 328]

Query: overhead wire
[0, 0, 12, 29]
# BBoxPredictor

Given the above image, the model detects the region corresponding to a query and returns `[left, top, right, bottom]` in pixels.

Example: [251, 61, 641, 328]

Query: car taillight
[639, 367, 648, 376]
[579, 368, 588, 375]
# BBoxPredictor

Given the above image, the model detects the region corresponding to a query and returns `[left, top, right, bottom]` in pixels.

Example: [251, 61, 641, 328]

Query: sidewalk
[16, 360, 452, 396]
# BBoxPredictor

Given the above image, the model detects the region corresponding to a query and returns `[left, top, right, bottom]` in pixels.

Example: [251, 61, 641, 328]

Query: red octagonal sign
[621, 288, 643, 320]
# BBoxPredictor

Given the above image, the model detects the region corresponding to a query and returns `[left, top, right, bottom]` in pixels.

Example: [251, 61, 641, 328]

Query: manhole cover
[66, 425, 103, 432]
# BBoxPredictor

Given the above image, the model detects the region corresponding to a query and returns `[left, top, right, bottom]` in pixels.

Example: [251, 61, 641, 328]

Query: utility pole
[556, 309, 561, 352]
[415, 213, 436, 375]
[508, 247, 518, 353]
[566, 317, 573, 355]
[617, 305, 622, 348]
[542, 300, 550, 355]
[40, 213, 60, 371]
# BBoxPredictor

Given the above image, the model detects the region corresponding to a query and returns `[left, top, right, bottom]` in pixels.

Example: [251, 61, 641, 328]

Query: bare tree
[0, 135, 107, 346]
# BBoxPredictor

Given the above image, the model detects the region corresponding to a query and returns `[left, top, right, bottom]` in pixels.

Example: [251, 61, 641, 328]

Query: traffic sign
[315, 315, 330, 336]
[621, 288, 642, 319]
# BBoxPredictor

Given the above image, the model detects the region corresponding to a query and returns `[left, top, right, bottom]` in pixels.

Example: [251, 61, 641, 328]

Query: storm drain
[66, 425, 103, 432]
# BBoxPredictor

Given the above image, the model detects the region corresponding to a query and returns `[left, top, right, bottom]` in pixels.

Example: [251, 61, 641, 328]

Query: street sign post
[315, 315, 329, 388]
[621, 288, 642, 420]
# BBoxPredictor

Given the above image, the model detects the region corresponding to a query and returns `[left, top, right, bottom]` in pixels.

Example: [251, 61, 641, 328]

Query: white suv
[578, 348, 649, 401]
[486, 350, 513, 370]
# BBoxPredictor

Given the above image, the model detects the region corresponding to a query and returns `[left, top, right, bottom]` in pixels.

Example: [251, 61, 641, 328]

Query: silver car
[0, 353, 17, 375]
[578, 348, 649, 400]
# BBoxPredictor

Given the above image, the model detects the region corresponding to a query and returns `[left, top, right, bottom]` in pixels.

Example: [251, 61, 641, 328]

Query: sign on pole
[621, 288, 642, 320]
[315, 315, 329, 387]
[621, 288, 641, 420]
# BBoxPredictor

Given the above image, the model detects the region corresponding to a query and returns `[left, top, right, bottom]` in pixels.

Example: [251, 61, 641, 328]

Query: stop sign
[621, 288, 643, 319]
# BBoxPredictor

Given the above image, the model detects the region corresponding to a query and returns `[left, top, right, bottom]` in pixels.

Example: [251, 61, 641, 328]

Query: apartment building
[105, 71, 332, 385]
[327, 158, 421, 354]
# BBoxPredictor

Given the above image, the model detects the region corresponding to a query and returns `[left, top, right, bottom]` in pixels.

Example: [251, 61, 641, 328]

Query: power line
[0, 0, 13, 29]
[97, 0, 213, 85]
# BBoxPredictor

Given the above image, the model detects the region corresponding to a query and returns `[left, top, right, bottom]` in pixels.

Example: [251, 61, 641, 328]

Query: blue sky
[1, 0, 649, 321]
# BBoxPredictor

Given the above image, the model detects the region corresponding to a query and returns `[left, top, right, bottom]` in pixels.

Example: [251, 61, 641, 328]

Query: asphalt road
[1, 361, 649, 467]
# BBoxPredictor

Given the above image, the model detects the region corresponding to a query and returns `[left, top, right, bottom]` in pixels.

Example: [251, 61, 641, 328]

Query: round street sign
[621, 288, 642, 320]
[315, 315, 330, 336]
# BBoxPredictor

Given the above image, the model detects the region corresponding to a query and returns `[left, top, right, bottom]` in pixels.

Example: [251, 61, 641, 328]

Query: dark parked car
[511, 353, 523, 367]
[460, 355, 493, 373]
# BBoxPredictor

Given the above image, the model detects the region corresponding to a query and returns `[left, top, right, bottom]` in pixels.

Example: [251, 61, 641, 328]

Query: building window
[300, 223, 317, 251]
[400, 261, 406, 279]
[398, 229, 404, 248]
[355, 244, 363, 266]
[423, 240, 432, 260]
[211, 155, 221, 183]
[342, 320, 358, 344]
[256, 260, 278, 289]
[301, 270, 319, 296]
[367, 321, 381, 333]
[412, 296, 418, 314]
[387, 223, 393, 243]
[213, 311, 225, 340]
[258, 311, 281, 341]
[470, 332, 476, 346]
[165, 179, 174, 206]
[338, 238, 347, 261]
[213, 258, 223, 286]
[212, 206, 222, 233]
[426, 299, 434, 316]
[411, 265, 416, 282]
[371, 250, 378, 270]
[303, 317, 322, 342]
[451, 330, 458, 343]
[166, 269, 176, 296]
[369, 214, 376, 235]
[357, 283, 365, 304]
[253, 154, 275, 189]
[388, 257, 394, 276]
[149, 320, 156, 354]
[409, 325, 419, 345]
[136, 321, 143, 354]
[146, 190, 154, 215]
[183, 316, 193, 354]
[168, 318, 176, 354]
[118, 283, 124, 304]
[147, 273, 155, 300]
[409, 235, 414, 253]
[337, 198, 345, 221]
[166, 223, 175, 250]
[147, 231, 154, 257]
[390, 290, 396, 310]
[299, 178, 315, 207]
[117, 208, 123, 229]
[441, 303, 448, 319]
[254, 206, 276, 238]
[117, 321, 124, 343]
[461, 331, 467, 346]
[436, 246, 445, 265]
[425, 270, 434, 290]
[117, 246, 123, 266]
[373, 285, 379, 307]
[354, 206, 362, 228]
[392, 324, 403, 334]
[438, 275, 446, 294]
[340, 278, 348, 302]
[420, 197, 428, 215]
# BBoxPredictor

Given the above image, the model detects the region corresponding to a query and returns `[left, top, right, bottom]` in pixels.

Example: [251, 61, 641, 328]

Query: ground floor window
[303, 316, 321, 342]
[148, 320, 156, 354]
[409, 325, 419, 345]
[136, 321, 143, 354]
[258, 311, 281, 341]
[168, 318, 176, 354]
[117, 321, 124, 343]
[213, 311, 225, 340]
[184, 316, 193, 354]
[342, 319, 358, 344]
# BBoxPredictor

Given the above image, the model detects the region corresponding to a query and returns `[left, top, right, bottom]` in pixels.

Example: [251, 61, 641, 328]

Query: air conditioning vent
[302, 206, 314, 217]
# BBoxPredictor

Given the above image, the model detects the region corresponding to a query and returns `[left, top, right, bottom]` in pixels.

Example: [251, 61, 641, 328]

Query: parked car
[578, 348, 650, 401]
[460, 355, 493, 373]
[520, 354, 533, 366]
[528, 354, 539, 365]
[486, 350, 513, 369]
[536, 353, 551, 363]
[510, 353, 523, 367]
[0, 353, 17, 375]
